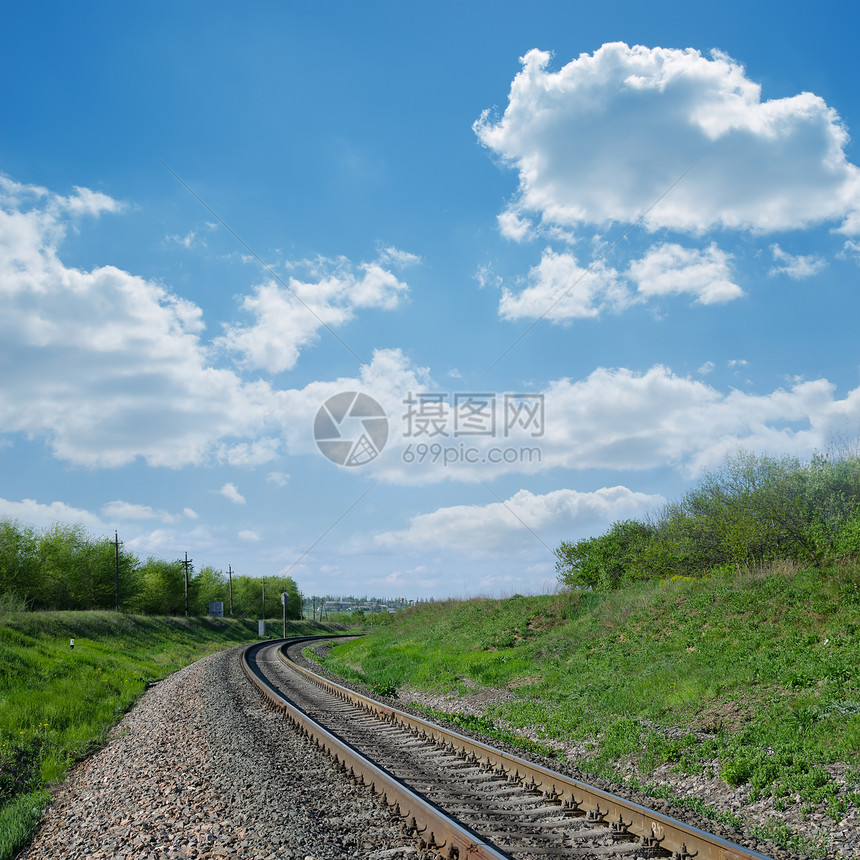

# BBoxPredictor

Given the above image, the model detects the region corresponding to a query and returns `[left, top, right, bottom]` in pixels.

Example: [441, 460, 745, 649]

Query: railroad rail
[242, 636, 776, 860]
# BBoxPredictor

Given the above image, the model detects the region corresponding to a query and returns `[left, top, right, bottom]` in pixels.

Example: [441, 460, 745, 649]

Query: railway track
[242, 636, 777, 860]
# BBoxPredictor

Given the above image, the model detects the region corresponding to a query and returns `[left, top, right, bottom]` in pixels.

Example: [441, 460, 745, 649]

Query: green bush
[555, 520, 652, 589]
[556, 448, 860, 591]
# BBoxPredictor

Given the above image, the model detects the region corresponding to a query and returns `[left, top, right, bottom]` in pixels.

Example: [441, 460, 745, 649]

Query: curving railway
[243, 636, 779, 860]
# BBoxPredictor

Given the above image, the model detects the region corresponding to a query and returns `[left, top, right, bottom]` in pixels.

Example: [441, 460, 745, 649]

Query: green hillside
[0, 609, 340, 860]
[321, 563, 860, 857]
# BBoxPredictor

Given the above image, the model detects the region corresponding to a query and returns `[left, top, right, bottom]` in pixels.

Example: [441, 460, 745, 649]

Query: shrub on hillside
[556, 447, 860, 589]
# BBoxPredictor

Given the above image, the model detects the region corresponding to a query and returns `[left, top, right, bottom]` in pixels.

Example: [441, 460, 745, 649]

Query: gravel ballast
[18, 643, 858, 860]
[18, 647, 415, 860]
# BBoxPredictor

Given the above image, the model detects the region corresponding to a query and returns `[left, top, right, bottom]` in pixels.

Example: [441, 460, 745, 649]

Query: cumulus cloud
[3, 173, 860, 491]
[628, 242, 742, 304]
[217, 251, 413, 374]
[219, 483, 246, 505]
[164, 229, 204, 250]
[499, 242, 741, 320]
[376, 246, 422, 268]
[361, 361, 860, 484]
[499, 248, 630, 320]
[216, 438, 281, 467]
[841, 239, 860, 261]
[497, 210, 535, 242]
[537, 365, 855, 477]
[100, 501, 177, 523]
[769, 244, 827, 279]
[373, 486, 664, 553]
[0, 496, 103, 530]
[474, 43, 860, 235]
[0, 175, 420, 469]
[0, 176, 277, 468]
[123, 524, 221, 560]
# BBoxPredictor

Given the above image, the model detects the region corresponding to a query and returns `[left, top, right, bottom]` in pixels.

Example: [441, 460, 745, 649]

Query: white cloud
[769, 244, 826, 279]
[373, 486, 663, 553]
[383, 564, 427, 585]
[164, 230, 204, 250]
[266, 471, 290, 487]
[183, 507, 199, 519]
[498, 242, 741, 321]
[475, 43, 860, 235]
[0, 179, 420, 472]
[841, 239, 860, 261]
[475, 264, 502, 290]
[217, 438, 281, 467]
[536, 365, 853, 477]
[0, 176, 277, 468]
[499, 248, 630, 320]
[61, 186, 123, 217]
[363, 362, 860, 484]
[3, 172, 859, 492]
[375, 245, 422, 268]
[124, 524, 220, 560]
[100, 500, 177, 523]
[238, 529, 260, 542]
[497, 210, 535, 242]
[0, 496, 103, 530]
[219, 482, 246, 505]
[628, 242, 742, 304]
[217, 252, 412, 374]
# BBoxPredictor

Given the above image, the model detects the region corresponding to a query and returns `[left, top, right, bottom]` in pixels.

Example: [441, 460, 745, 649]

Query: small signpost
[208, 601, 224, 618]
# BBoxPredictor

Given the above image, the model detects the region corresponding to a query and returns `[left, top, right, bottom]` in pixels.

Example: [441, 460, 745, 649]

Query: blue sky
[2, 1, 860, 600]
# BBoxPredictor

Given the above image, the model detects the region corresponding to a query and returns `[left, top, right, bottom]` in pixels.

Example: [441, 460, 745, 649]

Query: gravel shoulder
[17, 647, 416, 860]
[17, 642, 858, 860]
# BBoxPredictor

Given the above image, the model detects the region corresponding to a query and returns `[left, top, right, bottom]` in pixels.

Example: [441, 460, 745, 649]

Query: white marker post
[281, 592, 289, 638]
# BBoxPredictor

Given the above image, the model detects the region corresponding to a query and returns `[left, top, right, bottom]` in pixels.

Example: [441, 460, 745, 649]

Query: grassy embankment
[320, 563, 860, 857]
[0, 607, 341, 860]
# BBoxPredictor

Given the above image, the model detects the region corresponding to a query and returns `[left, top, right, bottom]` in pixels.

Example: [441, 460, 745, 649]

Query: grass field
[320, 562, 860, 857]
[3, 564, 858, 858]
[0, 609, 340, 860]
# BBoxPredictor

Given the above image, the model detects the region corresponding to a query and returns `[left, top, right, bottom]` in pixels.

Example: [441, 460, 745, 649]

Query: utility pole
[227, 564, 234, 616]
[261, 577, 265, 618]
[114, 531, 120, 612]
[182, 552, 193, 617]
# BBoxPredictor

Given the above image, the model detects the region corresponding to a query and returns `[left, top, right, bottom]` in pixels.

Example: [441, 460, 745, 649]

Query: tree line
[0, 520, 301, 618]
[556, 447, 860, 590]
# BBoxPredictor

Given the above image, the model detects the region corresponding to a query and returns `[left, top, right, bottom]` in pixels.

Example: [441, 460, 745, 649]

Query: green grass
[0, 609, 341, 860]
[321, 563, 860, 858]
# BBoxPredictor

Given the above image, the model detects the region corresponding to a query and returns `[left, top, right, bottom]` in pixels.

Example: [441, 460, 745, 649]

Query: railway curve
[243, 636, 781, 860]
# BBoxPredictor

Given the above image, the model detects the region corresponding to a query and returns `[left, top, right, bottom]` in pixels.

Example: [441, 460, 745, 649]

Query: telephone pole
[114, 531, 120, 612]
[227, 564, 234, 616]
[182, 552, 193, 617]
